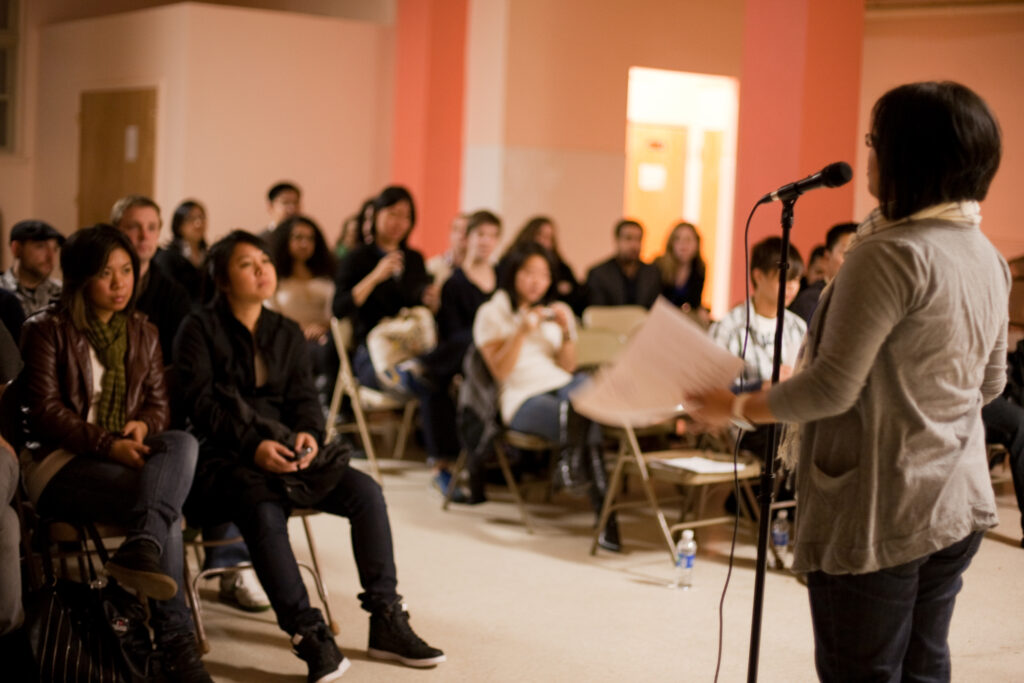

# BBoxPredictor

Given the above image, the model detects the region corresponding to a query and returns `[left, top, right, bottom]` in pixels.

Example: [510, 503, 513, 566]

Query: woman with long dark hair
[474, 242, 620, 549]
[176, 230, 444, 680]
[497, 216, 584, 315]
[153, 199, 208, 302]
[19, 225, 209, 681]
[690, 81, 1007, 680]
[270, 214, 336, 343]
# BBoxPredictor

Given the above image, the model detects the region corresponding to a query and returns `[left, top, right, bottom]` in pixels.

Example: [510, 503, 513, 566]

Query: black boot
[105, 538, 178, 600]
[553, 401, 591, 493]
[466, 456, 487, 505]
[587, 445, 621, 552]
[368, 601, 446, 668]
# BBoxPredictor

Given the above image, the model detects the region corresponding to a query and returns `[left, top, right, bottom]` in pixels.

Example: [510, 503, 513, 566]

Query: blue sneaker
[432, 470, 467, 504]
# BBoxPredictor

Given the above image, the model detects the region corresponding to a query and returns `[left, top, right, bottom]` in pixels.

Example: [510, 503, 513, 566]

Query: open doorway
[624, 67, 738, 317]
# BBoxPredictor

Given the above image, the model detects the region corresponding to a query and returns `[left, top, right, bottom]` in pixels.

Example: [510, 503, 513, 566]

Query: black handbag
[277, 436, 354, 507]
[24, 522, 155, 682]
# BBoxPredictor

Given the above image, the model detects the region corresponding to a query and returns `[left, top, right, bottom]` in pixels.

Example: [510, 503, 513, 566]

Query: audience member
[0, 288, 24, 341]
[584, 218, 661, 308]
[111, 195, 191, 365]
[654, 221, 706, 315]
[264, 181, 302, 238]
[982, 337, 1024, 545]
[334, 214, 361, 261]
[1, 219, 63, 317]
[473, 242, 620, 551]
[801, 245, 828, 289]
[789, 222, 858, 324]
[175, 231, 445, 679]
[332, 186, 460, 477]
[498, 216, 585, 315]
[18, 225, 210, 681]
[710, 236, 806, 389]
[426, 213, 468, 288]
[153, 199, 209, 303]
[113, 195, 267, 611]
[356, 197, 375, 245]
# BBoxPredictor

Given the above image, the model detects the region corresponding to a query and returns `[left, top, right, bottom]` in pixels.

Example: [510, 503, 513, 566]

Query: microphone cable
[713, 199, 758, 683]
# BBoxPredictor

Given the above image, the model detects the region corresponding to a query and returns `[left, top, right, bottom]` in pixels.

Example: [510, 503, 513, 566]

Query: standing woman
[332, 186, 460, 468]
[654, 221, 706, 314]
[154, 199, 208, 303]
[474, 242, 620, 550]
[498, 216, 584, 315]
[690, 82, 1007, 680]
[19, 225, 210, 681]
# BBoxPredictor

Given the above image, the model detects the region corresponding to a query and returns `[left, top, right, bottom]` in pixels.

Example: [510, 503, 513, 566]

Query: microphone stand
[747, 197, 794, 682]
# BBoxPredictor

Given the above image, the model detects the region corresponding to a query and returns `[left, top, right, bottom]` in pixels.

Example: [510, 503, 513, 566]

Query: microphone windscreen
[823, 162, 853, 188]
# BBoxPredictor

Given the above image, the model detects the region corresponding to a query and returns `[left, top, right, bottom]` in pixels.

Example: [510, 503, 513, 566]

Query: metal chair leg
[442, 450, 469, 511]
[494, 441, 534, 533]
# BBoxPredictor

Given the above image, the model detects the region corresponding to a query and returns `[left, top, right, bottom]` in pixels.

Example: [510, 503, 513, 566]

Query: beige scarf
[777, 200, 982, 469]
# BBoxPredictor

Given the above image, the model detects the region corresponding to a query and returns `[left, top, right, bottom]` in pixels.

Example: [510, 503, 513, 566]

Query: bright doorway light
[624, 67, 738, 317]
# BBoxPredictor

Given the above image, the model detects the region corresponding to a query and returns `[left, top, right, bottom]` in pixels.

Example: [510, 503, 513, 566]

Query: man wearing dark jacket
[584, 219, 661, 309]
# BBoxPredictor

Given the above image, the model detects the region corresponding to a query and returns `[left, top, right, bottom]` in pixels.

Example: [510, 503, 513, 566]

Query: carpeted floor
[192, 458, 1024, 682]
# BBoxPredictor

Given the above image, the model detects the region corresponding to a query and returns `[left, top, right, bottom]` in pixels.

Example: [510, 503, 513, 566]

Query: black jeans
[230, 466, 400, 635]
[981, 396, 1024, 536]
[807, 531, 983, 683]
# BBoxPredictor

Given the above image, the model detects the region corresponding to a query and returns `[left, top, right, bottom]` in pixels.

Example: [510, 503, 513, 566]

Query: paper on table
[654, 456, 747, 474]
[570, 297, 743, 427]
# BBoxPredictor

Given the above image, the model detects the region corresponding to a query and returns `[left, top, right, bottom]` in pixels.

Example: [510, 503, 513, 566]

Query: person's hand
[109, 438, 149, 469]
[421, 283, 441, 313]
[778, 365, 794, 382]
[303, 322, 328, 342]
[517, 305, 541, 334]
[293, 432, 319, 470]
[550, 303, 572, 335]
[122, 420, 149, 444]
[371, 251, 404, 284]
[685, 388, 737, 428]
[254, 439, 298, 473]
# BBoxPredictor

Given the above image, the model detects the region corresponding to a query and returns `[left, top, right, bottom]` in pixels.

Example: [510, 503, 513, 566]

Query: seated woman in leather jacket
[472, 242, 620, 552]
[19, 225, 210, 682]
[174, 230, 444, 681]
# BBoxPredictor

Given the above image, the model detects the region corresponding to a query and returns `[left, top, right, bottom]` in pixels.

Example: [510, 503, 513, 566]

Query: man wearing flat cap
[1, 220, 64, 317]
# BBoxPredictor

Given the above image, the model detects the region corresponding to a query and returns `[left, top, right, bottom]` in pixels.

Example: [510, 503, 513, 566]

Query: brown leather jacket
[21, 308, 169, 459]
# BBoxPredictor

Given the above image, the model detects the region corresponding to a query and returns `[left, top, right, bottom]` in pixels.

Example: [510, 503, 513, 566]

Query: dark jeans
[807, 531, 984, 683]
[229, 466, 399, 635]
[37, 430, 198, 643]
[508, 373, 601, 445]
[201, 522, 250, 569]
[353, 344, 459, 461]
[981, 396, 1024, 536]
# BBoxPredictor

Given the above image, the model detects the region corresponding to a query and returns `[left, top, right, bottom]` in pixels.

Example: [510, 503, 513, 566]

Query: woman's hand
[254, 439, 298, 473]
[421, 283, 441, 313]
[685, 388, 737, 428]
[517, 306, 541, 334]
[293, 432, 319, 470]
[550, 303, 573, 336]
[109, 438, 149, 469]
[122, 420, 149, 443]
[370, 250, 404, 284]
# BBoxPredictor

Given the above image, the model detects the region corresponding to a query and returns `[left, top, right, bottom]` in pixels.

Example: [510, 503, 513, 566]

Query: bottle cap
[682, 529, 694, 539]
[778, 510, 788, 520]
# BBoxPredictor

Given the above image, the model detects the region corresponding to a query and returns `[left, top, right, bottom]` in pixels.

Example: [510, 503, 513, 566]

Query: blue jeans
[37, 430, 198, 643]
[228, 466, 399, 635]
[981, 396, 1024, 536]
[508, 373, 600, 445]
[201, 522, 251, 569]
[807, 531, 984, 683]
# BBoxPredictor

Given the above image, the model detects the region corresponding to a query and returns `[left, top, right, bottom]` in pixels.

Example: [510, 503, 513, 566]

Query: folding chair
[324, 317, 417, 484]
[581, 305, 648, 339]
[181, 509, 339, 654]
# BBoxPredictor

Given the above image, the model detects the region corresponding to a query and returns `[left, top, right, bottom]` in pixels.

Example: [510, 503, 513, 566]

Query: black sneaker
[367, 603, 445, 668]
[292, 624, 350, 683]
[105, 538, 178, 601]
[160, 634, 213, 683]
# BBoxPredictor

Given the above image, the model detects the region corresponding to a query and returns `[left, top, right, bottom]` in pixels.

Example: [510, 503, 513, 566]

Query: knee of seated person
[151, 430, 199, 462]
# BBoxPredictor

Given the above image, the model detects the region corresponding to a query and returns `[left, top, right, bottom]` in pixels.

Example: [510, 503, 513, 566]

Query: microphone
[761, 161, 852, 203]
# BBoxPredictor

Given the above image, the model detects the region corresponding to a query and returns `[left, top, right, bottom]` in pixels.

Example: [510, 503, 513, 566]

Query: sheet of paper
[570, 297, 743, 426]
[654, 456, 747, 474]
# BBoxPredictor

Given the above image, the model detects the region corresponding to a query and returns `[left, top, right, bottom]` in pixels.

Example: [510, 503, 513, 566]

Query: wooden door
[77, 88, 157, 228]
[624, 122, 687, 265]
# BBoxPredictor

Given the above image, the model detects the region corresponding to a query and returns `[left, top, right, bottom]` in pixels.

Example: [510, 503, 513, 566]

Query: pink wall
[391, 0, 467, 256]
[731, 0, 863, 304]
[856, 7, 1024, 259]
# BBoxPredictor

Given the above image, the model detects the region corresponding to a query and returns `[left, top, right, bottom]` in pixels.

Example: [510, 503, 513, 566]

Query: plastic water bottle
[671, 530, 697, 589]
[771, 510, 791, 554]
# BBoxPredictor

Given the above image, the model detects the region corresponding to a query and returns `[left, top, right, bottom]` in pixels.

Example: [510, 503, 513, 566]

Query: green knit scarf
[84, 311, 128, 434]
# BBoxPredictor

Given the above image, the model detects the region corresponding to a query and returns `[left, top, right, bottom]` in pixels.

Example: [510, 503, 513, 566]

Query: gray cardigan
[768, 218, 1009, 575]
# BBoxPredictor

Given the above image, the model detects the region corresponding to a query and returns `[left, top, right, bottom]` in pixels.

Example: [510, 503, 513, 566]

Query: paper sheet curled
[570, 297, 743, 426]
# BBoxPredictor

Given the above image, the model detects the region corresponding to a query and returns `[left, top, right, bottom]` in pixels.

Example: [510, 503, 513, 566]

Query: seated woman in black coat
[175, 231, 444, 681]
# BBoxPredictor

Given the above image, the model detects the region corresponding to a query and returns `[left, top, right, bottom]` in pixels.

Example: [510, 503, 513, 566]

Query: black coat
[584, 258, 661, 309]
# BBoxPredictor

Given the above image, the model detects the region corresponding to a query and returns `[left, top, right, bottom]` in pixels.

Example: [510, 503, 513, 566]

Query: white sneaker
[218, 568, 271, 612]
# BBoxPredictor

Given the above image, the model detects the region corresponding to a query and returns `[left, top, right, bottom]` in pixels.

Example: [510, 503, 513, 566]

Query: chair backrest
[582, 305, 648, 338]
[575, 328, 627, 369]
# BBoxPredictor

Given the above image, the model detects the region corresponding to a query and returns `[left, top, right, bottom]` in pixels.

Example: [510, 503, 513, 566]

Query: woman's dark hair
[871, 81, 1001, 220]
[655, 221, 706, 287]
[170, 199, 208, 246]
[59, 224, 140, 329]
[497, 242, 554, 307]
[370, 186, 416, 246]
[271, 215, 336, 279]
[465, 209, 502, 236]
[504, 216, 565, 265]
[204, 230, 272, 300]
